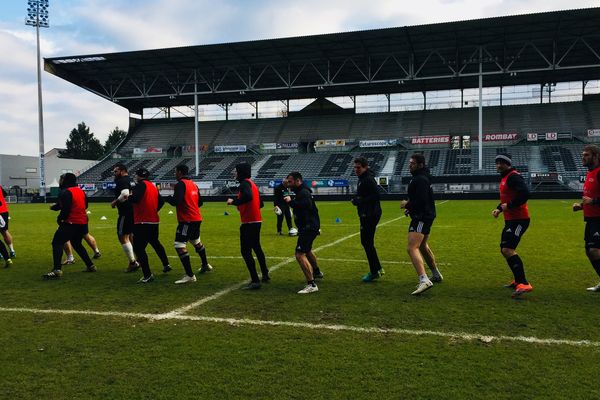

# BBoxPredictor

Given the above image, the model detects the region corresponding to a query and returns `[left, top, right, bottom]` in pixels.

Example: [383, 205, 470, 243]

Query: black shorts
[117, 214, 134, 236]
[296, 231, 319, 254]
[0, 212, 8, 231]
[585, 221, 600, 250]
[133, 223, 160, 244]
[408, 219, 433, 235]
[52, 223, 89, 246]
[500, 219, 529, 250]
[175, 221, 201, 243]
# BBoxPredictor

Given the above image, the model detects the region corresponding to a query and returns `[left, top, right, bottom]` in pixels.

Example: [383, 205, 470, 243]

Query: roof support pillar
[194, 81, 199, 177]
[478, 47, 483, 171]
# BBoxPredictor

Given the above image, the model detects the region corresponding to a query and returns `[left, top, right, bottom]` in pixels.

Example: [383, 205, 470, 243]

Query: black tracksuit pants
[360, 215, 382, 274]
[52, 224, 93, 270]
[133, 224, 169, 278]
[276, 204, 293, 233]
[240, 222, 268, 283]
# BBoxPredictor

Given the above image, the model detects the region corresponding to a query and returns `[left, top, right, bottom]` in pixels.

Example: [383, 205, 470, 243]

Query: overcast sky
[1, 0, 598, 156]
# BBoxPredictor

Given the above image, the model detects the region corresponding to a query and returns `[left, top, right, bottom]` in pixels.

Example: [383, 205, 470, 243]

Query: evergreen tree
[104, 127, 127, 154]
[60, 122, 104, 160]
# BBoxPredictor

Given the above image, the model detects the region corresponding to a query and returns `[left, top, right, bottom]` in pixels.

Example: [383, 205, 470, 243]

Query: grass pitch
[1, 199, 600, 399]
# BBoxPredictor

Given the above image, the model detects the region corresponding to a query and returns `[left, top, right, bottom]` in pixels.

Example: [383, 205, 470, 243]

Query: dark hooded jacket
[50, 173, 88, 224]
[352, 169, 382, 218]
[289, 184, 320, 233]
[405, 167, 436, 221]
[231, 163, 263, 208]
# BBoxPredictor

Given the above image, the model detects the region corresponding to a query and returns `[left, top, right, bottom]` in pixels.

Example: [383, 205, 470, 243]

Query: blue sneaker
[362, 271, 380, 282]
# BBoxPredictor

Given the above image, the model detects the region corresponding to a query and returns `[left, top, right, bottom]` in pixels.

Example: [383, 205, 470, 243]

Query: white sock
[419, 274, 430, 283]
[9, 244, 14, 252]
[66, 255, 74, 262]
[94, 248, 100, 253]
[121, 243, 135, 262]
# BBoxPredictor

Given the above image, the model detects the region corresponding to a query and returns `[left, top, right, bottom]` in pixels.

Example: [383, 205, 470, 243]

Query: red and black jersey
[131, 180, 160, 224]
[234, 179, 262, 223]
[584, 166, 600, 219]
[174, 178, 202, 223]
[499, 169, 529, 220]
[0, 185, 8, 213]
[64, 187, 88, 224]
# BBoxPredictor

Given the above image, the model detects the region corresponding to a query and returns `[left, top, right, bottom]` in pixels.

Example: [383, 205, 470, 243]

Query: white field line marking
[163, 214, 409, 317]
[164, 200, 450, 317]
[0, 306, 597, 348]
[179, 255, 451, 266]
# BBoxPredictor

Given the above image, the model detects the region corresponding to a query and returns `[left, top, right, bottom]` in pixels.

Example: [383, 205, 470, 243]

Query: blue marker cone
[335, 217, 341, 223]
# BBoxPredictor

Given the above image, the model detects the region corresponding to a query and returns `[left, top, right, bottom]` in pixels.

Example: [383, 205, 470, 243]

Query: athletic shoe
[379, 268, 385, 276]
[586, 283, 600, 292]
[124, 260, 140, 273]
[4, 259, 13, 268]
[198, 264, 213, 274]
[504, 280, 516, 289]
[289, 228, 298, 236]
[42, 269, 63, 279]
[431, 272, 443, 283]
[512, 283, 533, 298]
[175, 275, 197, 284]
[137, 274, 155, 283]
[9, 251, 15, 259]
[313, 270, 324, 279]
[261, 275, 271, 283]
[93, 251, 101, 259]
[362, 271, 380, 283]
[162, 264, 173, 273]
[277, 231, 283, 236]
[298, 284, 319, 294]
[83, 265, 97, 272]
[61, 259, 75, 265]
[242, 281, 262, 290]
[411, 280, 433, 295]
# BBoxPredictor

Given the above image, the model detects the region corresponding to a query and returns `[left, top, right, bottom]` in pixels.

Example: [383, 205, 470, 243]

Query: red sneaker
[512, 283, 533, 298]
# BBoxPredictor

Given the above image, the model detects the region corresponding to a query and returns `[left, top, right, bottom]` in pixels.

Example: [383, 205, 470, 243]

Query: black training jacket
[352, 169, 382, 219]
[289, 184, 320, 233]
[405, 167, 436, 221]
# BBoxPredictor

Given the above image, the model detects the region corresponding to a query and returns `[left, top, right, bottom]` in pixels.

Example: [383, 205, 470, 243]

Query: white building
[0, 149, 97, 192]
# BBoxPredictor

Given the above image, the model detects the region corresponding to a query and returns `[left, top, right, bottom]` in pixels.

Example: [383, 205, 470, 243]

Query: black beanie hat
[495, 153, 512, 165]
[235, 163, 251, 180]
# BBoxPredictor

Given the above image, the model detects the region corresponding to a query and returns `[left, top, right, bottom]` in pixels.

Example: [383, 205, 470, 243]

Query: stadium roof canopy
[46, 8, 600, 114]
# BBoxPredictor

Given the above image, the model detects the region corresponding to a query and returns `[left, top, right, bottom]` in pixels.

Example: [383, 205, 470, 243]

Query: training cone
[100, 216, 107, 220]
[224, 211, 229, 216]
[86, 211, 92, 214]
[335, 217, 341, 223]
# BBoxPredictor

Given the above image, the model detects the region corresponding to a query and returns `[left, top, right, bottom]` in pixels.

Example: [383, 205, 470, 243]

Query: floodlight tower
[25, 0, 49, 200]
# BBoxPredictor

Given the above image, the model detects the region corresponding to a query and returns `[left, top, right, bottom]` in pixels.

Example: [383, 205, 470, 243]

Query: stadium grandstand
[45, 8, 600, 198]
